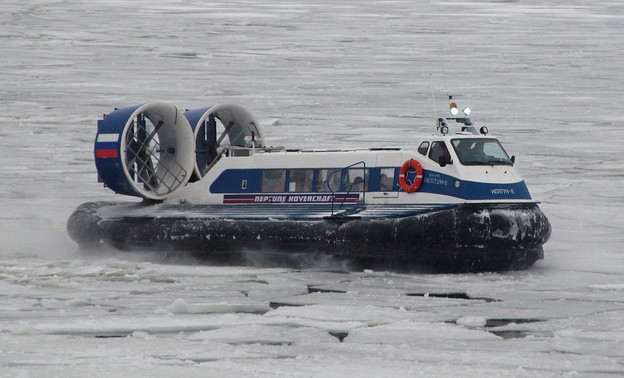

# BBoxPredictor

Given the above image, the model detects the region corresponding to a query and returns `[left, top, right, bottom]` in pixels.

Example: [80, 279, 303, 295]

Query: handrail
[327, 161, 366, 216]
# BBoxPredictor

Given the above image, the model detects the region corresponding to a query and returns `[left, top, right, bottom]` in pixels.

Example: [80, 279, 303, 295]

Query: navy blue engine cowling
[94, 102, 195, 200]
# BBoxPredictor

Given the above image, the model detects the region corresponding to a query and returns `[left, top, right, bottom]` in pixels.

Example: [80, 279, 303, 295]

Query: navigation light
[449, 102, 458, 116]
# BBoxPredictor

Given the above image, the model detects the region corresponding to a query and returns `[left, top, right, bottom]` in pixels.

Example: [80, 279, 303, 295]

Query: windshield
[451, 138, 513, 166]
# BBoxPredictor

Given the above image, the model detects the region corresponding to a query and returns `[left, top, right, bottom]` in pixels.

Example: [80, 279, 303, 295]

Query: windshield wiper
[487, 159, 512, 166]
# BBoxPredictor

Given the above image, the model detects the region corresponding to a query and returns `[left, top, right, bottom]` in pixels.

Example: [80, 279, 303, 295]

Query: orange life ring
[398, 159, 423, 193]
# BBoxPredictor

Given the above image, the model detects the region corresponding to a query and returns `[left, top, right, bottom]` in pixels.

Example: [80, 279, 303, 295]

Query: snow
[1, 0, 624, 376]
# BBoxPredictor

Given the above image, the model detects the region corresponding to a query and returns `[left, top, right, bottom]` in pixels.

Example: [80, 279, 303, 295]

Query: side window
[314, 169, 341, 192]
[345, 168, 369, 192]
[429, 141, 451, 164]
[288, 169, 314, 192]
[417, 141, 429, 156]
[379, 168, 395, 191]
[261, 169, 286, 192]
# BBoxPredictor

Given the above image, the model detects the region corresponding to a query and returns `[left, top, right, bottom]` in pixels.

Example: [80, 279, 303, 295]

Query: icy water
[1, 0, 624, 376]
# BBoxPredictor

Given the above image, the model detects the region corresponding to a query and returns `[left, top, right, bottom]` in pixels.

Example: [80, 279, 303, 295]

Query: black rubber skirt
[67, 201, 551, 273]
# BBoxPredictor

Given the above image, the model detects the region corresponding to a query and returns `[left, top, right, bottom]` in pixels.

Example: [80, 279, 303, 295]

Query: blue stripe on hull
[209, 168, 532, 202]
[413, 170, 531, 201]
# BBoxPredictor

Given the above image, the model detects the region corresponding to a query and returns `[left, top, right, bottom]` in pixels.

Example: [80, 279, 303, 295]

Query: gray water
[1, 1, 623, 376]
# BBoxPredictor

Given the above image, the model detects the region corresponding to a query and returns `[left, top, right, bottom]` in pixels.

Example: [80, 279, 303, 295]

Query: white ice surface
[1, 0, 624, 376]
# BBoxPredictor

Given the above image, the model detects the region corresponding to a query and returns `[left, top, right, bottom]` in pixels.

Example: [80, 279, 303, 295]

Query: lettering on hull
[223, 194, 360, 204]
[491, 188, 516, 195]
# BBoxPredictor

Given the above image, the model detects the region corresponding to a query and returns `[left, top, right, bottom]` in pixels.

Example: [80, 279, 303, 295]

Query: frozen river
[1, 0, 623, 376]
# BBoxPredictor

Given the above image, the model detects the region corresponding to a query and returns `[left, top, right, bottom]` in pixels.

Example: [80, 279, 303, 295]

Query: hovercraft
[67, 100, 551, 272]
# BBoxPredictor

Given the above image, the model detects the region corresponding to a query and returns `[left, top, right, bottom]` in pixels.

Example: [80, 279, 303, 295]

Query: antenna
[442, 63, 450, 105]
[429, 73, 438, 120]
[430, 74, 448, 134]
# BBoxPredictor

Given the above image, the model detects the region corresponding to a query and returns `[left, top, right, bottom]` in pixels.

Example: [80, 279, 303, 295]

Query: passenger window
[379, 168, 395, 191]
[314, 169, 341, 192]
[429, 141, 451, 164]
[417, 142, 429, 156]
[345, 168, 369, 192]
[288, 169, 314, 192]
[261, 169, 286, 192]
